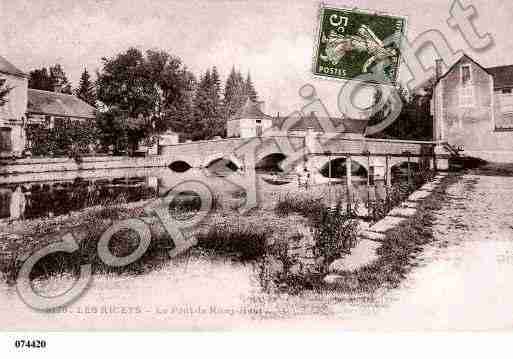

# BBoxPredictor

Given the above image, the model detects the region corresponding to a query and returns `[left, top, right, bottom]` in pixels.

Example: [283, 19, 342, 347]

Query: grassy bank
[0, 168, 439, 293]
[325, 173, 461, 293]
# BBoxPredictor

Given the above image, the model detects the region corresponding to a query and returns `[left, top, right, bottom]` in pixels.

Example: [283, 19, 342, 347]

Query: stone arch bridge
[160, 135, 449, 184]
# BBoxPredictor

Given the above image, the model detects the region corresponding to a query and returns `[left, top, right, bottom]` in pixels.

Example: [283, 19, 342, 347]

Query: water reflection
[0, 176, 158, 221]
[0, 166, 380, 221]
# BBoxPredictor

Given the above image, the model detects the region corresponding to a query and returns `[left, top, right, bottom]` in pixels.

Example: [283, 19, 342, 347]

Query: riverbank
[0, 167, 436, 295]
[325, 172, 460, 293]
[0, 156, 166, 185]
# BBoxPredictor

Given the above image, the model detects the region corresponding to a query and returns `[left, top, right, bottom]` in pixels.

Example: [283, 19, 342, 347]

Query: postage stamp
[312, 4, 407, 85]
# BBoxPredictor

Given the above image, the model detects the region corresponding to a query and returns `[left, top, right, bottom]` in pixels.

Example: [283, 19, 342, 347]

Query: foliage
[25, 120, 98, 157]
[274, 193, 326, 219]
[368, 83, 433, 140]
[274, 194, 359, 271]
[223, 67, 259, 122]
[311, 203, 358, 269]
[75, 68, 96, 106]
[191, 67, 224, 140]
[29, 64, 73, 94]
[196, 220, 268, 261]
[368, 168, 435, 222]
[327, 175, 457, 293]
[245, 73, 258, 102]
[96, 48, 195, 153]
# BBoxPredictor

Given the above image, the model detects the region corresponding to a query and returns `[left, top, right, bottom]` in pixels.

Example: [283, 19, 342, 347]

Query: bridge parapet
[159, 135, 448, 173]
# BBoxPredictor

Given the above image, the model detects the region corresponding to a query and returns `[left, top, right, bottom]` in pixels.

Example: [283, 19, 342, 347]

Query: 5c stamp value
[313, 4, 406, 84]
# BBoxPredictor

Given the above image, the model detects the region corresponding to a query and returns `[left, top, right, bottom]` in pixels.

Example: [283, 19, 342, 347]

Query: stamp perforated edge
[310, 2, 409, 86]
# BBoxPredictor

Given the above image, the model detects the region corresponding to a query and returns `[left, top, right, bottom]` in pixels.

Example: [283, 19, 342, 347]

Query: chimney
[435, 59, 443, 81]
[433, 59, 444, 143]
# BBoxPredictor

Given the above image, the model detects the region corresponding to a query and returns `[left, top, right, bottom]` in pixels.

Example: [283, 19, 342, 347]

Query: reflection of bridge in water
[0, 135, 450, 221]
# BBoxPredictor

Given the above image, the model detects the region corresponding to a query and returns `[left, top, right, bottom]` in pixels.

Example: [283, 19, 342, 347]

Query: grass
[0, 163, 455, 297]
[325, 173, 460, 293]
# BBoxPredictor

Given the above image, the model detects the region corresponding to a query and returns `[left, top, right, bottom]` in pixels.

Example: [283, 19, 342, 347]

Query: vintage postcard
[0, 0, 512, 352]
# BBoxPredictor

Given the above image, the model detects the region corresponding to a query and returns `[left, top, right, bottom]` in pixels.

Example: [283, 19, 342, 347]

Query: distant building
[432, 54, 513, 162]
[0, 56, 29, 157]
[0, 55, 95, 157]
[273, 112, 367, 138]
[227, 99, 273, 138]
[26, 88, 95, 125]
[227, 98, 368, 139]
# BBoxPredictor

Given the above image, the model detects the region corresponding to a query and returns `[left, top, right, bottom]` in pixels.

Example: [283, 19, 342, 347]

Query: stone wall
[436, 57, 513, 162]
[0, 73, 28, 156]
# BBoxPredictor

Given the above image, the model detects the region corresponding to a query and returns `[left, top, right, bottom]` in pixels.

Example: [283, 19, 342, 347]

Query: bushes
[327, 174, 457, 293]
[25, 121, 98, 157]
[311, 203, 359, 270]
[368, 169, 435, 222]
[274, 193, 325, 219]
[266, 195, 359, 289]
[196, 217, 268, 261]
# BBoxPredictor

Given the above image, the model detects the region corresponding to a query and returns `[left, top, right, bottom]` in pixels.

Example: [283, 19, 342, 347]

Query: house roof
[27, 89, 95, 119]
[433, 53, 513, 90]
[232, 99, 272, 120]
[0, 55, 27, 78]
[273, 112, 367, 133]
[487, 65, 513, 89]
[434, 54, 491, 87]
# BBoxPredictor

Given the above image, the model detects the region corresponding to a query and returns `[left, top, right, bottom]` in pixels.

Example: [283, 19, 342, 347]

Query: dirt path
[360, 172, 513, 330]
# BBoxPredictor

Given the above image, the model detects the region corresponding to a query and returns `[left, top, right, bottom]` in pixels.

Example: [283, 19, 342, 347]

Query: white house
[226, 99, 274, 138]
[0, 55, 96, 158]
[0, 56, 29, 157]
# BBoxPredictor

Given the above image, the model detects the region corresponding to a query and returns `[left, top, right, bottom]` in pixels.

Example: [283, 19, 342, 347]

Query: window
[503, 88, 512, 94]
[459, 64, 474, 107]
[461, 64, 471, 85]
[256, 119, 261, 124]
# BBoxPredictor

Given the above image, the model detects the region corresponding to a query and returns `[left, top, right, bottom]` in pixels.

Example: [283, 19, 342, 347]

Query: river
[2, 170, 511, 330]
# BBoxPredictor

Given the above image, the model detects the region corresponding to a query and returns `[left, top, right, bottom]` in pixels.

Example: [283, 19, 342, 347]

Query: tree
[222, 67, 260, 122]
[190, 67, 225, 140]
[0, 79, 12, 107]
[368, 83, 433, 141]
[49, 64, 73, 94]
[223, 67, 246, 121]
[244, 72, 258, 101]
[76, 68, 96, 106]
[29, 64, 73, 93]
[96, 47, 194, 153]
[159, 68, 196, 138]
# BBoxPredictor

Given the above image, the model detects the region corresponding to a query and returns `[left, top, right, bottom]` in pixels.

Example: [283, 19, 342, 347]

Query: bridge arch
[169, 160, 193, 173]
[311, 156, 368, 178]
[255, 153, 287, 172]
[202, 153, 243, 176]
[202, 153, 244, 170]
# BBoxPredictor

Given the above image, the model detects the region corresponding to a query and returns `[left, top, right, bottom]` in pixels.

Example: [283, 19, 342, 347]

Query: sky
[0, 0, 511, 116]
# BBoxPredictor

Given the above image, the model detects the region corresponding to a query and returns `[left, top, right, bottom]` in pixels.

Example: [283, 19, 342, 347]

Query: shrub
[196, 220, 267, 261]
[274, 193, 325, 219]
[310, 202, 359, 270]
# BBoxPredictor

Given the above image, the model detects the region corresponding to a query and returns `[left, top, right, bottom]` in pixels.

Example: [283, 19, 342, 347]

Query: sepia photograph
[0, 0, 513, 355]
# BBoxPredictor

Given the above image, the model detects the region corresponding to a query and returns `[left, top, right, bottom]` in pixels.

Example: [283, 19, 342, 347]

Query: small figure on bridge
[298, 168, 311, 190]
